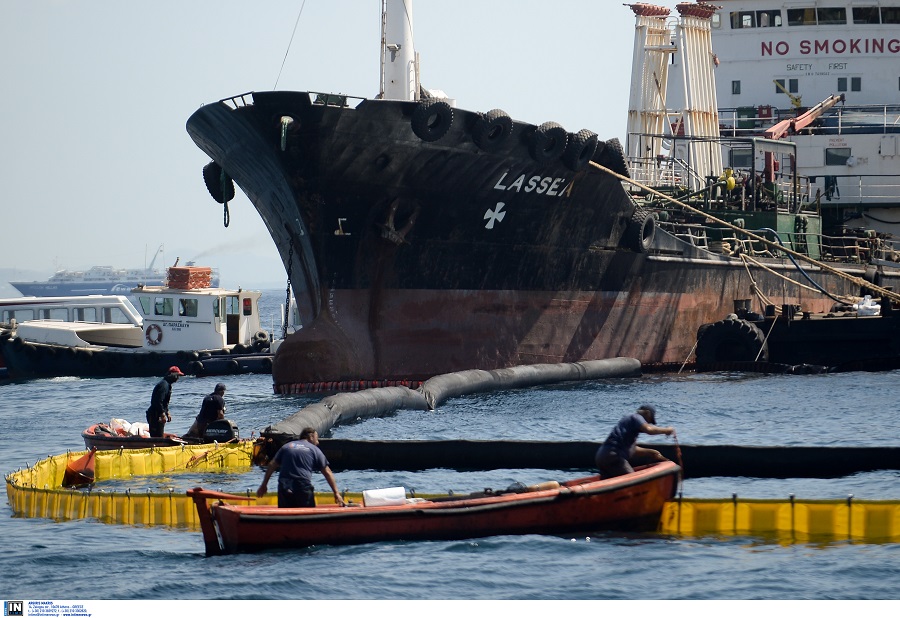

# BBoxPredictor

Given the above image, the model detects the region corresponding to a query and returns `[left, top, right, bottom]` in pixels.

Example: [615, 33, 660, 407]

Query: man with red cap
[146, 366, 184, 437]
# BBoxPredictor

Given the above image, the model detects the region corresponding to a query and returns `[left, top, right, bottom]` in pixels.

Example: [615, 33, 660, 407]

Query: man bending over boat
[145, 366, 184, 438]
[186, 382, 227, 438]
[595, 404, 676, 479]
[257, 428, 345, 508]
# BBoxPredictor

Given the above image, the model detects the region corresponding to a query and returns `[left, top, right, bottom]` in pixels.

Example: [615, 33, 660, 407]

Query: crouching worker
[595, 404, 676, 479]
[186, 382, 227, 438]
[257, 427, 345, 508]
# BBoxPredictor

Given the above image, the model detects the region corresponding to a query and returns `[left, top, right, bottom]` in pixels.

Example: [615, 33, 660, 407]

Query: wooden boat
[188, 460, 680, 555]
[82, 419, 240, 450]
[82, 423, 188, 450]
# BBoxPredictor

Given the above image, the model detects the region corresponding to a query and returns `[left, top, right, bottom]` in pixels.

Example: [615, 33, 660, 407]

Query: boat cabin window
[178, 298, 198, 317]
[225, 296, 240, 316]
[883, 7, 900, 23]
[73, 308, 97, 322]
[732, 80, 741, 95]
[102, 307, 134, 324]
[153, 297, 173, 316]
[853, 6, 881, 23]
[825, 147, 852, 165]
[3, 309, 34, 322]
[39, 308, 68, 321]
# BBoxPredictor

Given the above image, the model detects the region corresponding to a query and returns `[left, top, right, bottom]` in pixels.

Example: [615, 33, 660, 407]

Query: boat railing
[657, 219, 899, 265]
[220, 92, 254, 110]
[720, 104, 900, 137]
[811, 173, 900, 206]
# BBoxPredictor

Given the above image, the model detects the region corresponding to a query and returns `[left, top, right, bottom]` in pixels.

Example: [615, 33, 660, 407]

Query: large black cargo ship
[186, 1, 900, 392]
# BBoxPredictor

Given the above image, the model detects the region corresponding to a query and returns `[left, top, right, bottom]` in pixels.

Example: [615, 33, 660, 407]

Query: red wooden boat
[188, 461, 680, 555]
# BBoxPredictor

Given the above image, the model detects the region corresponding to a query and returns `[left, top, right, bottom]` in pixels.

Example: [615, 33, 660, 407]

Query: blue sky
[1, 0, 658, 290]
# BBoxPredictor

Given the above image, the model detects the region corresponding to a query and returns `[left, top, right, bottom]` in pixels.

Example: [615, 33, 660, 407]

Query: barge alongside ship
[186, 1, 900, 392]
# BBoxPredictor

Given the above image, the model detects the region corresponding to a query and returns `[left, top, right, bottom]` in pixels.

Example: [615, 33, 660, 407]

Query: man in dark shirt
[594, 404, 675, 479]
[186, 382, 226, 438]
[145, 366, 184, 437]
[257, 427, 344, 508]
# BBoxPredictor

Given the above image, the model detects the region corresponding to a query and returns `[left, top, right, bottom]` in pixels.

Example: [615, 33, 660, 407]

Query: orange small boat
[188, 461, 680, 555]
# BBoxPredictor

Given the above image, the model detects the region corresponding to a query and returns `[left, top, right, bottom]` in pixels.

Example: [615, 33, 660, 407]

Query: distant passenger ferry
[9, 247, 219, 296]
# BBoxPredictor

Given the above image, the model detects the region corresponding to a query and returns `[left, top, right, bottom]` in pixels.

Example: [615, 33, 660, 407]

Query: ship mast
[380, 0, 419, 101]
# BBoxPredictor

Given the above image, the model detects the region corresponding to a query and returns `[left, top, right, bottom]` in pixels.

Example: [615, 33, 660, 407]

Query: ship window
[154, 297, 173, 316]
[838, 77, 848, 91]
[787, 8, 817, 25]
[730, 149, 753, 168]
[756, 10, 782, 27]
[852, 77, 862, 92]
[884, 7, 900, 23]
[731, 11, 755, 28]
[789, 79, 798, 92]
[732, 80, 741, 95]
[138, 296, 152, 315]
[825, 147, 851, 165]
[178, 298, 198, 318]
[817, 7, 847, 24]
[853, 7, 881, 23]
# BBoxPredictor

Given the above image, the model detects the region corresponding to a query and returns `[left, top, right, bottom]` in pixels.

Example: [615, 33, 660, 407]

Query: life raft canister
[145, 324, 163, 346]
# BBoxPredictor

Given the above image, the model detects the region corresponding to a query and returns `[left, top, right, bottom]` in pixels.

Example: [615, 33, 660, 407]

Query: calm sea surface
[2, 291, 899, 601]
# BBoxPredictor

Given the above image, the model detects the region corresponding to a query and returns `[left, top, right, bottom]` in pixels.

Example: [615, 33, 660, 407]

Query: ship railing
[220, 92, 254, 110]
[820, 231, 900, 265]
[811, 173, 900, 206]
[656, 218, 900, 265]
[719, 104, 900, 137]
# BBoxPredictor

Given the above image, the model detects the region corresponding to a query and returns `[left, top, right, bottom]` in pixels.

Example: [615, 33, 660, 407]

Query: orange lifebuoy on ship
[145, 324, 163, 346]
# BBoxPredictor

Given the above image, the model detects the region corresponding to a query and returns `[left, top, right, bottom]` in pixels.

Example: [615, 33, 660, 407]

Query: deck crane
[760, 93, 846, 182]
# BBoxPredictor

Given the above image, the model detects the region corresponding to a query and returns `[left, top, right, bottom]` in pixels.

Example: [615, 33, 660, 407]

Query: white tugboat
[0, 266, 272, 379]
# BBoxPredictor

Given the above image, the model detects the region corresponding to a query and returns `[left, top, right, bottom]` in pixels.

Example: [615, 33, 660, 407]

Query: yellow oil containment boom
[660, 495, 900, 542]
[7, 446, 900, 543]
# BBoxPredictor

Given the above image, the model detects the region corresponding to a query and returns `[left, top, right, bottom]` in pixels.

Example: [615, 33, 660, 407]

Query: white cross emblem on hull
[484, 202, 506, 229]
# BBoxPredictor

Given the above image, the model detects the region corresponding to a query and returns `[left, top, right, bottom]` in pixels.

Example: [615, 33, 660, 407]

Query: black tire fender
[472, 109, 513, 151]
[529, 122, 568, 164]
[562, 129, 598, 171]
[696, 319, 769, 364]
[597, 137, 630, 177]
[203, 161, 236, 204]
[411, 99, 454, 142]
[627, 207, 656, 252]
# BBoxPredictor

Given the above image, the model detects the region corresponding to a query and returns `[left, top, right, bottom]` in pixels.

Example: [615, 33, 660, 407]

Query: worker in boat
[145, 366, 184, 438]
[257, 427, 345, 508]
[186, 382, 226, 438]
[595, 404, 676, 479]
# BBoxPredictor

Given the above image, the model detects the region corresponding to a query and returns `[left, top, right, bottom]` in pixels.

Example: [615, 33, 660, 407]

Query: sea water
[1, 291, 899, 600]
